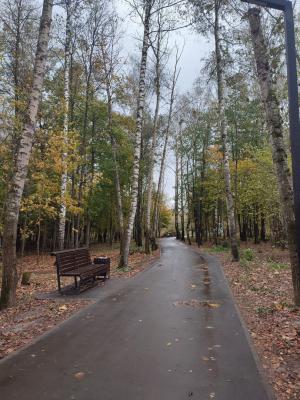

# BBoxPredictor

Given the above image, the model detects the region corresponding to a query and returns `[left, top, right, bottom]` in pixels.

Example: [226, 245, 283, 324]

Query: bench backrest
[52, 248, 92, 274]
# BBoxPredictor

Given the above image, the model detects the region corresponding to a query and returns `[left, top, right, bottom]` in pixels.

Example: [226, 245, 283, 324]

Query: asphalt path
[0, 238, 273, 399]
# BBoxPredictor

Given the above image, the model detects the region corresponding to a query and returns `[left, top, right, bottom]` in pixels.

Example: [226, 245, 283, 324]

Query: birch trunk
[119, 1, 152, 268]
[145, 31, 161, 254]
[175, 136, 180, 239]
[179, 126, 185, 241]
[108, 96, 124, 249]
[214, 0, 239, 261]
[152, 52, 179, 241]
[58, 0, 72, 250]
[0, 0, 53, 309]
[247, 8, 300, 305]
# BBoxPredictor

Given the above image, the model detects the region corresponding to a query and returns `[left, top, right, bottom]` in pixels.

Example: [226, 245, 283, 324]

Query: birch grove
[0, 0, 300, 308]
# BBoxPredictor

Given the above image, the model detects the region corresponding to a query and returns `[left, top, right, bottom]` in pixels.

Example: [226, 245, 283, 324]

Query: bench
[51, 247, 110, 293]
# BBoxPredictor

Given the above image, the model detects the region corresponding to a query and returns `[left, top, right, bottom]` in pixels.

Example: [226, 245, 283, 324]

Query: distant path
[0, 238, 272, 399]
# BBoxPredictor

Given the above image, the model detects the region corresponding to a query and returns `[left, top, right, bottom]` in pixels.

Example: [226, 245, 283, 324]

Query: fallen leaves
[201, 242, 300, 400]
[173, 300, 221, 309]
[74, 372, 85, 381]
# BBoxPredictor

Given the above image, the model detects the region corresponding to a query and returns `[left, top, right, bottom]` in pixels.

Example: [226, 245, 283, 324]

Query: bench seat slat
[60, 264, 108, 277]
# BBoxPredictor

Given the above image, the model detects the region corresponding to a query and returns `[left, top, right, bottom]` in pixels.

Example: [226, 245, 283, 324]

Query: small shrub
[242, 248, 255, 261]
[21, 271, 31, 285]
[239, 258, 250, 270]
[220, 240, 229, 248]
[129, 246, 143, 255]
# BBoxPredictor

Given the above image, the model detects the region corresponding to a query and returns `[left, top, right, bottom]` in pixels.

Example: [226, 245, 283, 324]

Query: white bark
[247, 8, 300, 305]
[119, 1, 152, 268]
[58, 0, 72, 250]
[1, 0, 53, 308]
[174, 135, 180, 239]
[152, 50, 179, 239]
[145, 26, 162, 254]
[214, 0, 239, 261]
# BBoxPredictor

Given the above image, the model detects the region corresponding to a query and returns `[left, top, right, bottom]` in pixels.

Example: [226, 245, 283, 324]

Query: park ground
[0, 240, 299, 399]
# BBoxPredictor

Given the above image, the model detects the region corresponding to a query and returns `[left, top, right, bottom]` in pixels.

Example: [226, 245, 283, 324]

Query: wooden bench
[51, 247, 110, 293]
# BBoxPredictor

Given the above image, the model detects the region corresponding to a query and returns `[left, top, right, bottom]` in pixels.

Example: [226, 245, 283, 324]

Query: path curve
[0, 238, 273, 399]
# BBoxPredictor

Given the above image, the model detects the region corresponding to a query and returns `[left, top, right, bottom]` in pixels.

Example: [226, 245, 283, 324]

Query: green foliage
[211, 245, 229, 253]
[268, 261, 289, 270]
[241, 248, 255, 261]
[256, 306, 274, 317]
[239, 258, 250, 270]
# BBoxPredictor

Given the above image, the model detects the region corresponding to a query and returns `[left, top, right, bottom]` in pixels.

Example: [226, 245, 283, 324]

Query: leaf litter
[196, 242, 300, 400]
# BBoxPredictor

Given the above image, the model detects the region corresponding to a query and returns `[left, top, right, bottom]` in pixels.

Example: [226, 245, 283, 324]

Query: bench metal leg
[57, 274, 61, 293]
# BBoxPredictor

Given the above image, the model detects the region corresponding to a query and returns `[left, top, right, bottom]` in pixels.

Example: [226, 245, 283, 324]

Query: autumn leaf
[74, 372, 85, 381]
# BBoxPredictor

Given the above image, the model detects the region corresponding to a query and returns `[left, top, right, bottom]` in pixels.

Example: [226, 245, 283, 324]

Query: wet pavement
[0, 238, 273, 399]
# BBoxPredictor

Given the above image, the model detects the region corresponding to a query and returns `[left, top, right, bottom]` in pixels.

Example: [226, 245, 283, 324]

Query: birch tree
[58, 0, 73, 250]
[246, 7, 300, 305]
[119, 0, 154, 267]
[144, 13, 164, 254]
[152, 49, 180, 242]
[174, 136, 180, 239]
[214, 0, 239, 261]
[0, 0, 54, 309]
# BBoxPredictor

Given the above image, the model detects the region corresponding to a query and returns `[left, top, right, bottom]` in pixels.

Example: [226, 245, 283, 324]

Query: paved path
[0, 238, 272, 399]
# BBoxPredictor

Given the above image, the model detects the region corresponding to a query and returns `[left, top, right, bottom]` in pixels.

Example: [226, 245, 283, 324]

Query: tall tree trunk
[119, 1, 152, 268]
[214, 0, 239, 261]
[179, 122, 185, 242]
[152, 50, 180, 243]
[134, 159, 143, 248]
[247, 8, 300, 305]
[186, 160, 191, 245]
[145, 28, 161, 254]
[175, 136, 180, 240]
[58, 0, 72, 250]
[100, 29, 125, 253]
[261, 212, 266, 242]
[0, 0, 53, 309]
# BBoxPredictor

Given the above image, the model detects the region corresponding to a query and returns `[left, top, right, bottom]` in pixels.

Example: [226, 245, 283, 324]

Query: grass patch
[268, 261, 289, 271]
[256, 306, 274, 316]
[211, 245, 230, 253]
[116, 266, 133, 273]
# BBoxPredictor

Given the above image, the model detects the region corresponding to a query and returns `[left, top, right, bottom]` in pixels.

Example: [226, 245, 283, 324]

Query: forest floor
[196, 241, 300, 400]
[0, 243, 159, 359]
